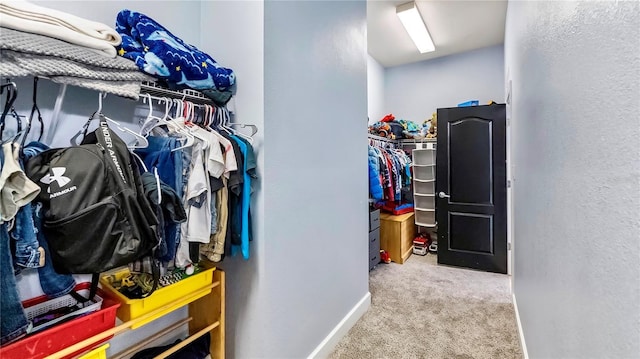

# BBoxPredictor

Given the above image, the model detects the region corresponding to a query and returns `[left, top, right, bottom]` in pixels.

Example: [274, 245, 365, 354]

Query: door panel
[449, 212, 493, 254]
[450, 119, 493, 205]
[437, 105, 507, 274]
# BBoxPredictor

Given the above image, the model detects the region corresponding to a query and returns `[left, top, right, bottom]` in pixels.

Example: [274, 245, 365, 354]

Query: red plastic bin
[0, 282, 120, 359]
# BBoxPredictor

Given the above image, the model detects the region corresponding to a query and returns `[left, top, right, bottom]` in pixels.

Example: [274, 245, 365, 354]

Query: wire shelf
[139, 81, 214, 106]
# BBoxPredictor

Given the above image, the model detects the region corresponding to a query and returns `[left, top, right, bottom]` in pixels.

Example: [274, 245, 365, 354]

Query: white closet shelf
[414, 193, 435, 197]
[414, 179, 435, 183]
[415, 208, 436, 212]
[412, 164, 435, 167]
[416, 222, 437, 227]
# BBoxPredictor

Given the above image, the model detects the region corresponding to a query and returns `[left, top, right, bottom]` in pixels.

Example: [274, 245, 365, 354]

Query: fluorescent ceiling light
[396, 2, 435, 53]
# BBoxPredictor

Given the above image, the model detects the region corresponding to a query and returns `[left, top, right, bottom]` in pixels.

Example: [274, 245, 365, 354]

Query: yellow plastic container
[100, 267, 216, 328]
[78, 344, 109, 359]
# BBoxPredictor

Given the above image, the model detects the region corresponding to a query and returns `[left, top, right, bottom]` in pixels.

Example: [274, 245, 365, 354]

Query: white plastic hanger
[71, 93, 149, 149]
[170, 98, 195, 152]
[221, 106, 255, 144]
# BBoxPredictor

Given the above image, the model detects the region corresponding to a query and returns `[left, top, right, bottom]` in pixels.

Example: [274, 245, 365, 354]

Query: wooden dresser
[379, 212, 416, 264]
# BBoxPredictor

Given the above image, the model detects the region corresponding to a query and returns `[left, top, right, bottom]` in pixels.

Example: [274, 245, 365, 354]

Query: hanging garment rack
[139, 81, 219, 107]
[368, 134, 398, 148]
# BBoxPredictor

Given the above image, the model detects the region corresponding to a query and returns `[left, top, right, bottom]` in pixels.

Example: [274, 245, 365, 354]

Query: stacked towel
[0, 0, 121, 57]
[0, 27, 152, 99]
[116, 10, 235, 105]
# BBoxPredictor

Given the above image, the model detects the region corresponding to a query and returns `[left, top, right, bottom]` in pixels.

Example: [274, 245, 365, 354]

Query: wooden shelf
[47, 268, 225, 359]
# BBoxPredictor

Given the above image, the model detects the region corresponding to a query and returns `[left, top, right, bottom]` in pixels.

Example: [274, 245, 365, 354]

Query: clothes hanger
[19, 77, 45, 152]
[170, 98, 195, 152]
[222, 103, 257, 142]
[70, 93, 149, 149]
[0, 81, 19, 141]
[140, 94, 184, 137]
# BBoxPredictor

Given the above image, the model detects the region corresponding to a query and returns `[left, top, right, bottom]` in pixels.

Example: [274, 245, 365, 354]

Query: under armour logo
[41, 167, 71, 192]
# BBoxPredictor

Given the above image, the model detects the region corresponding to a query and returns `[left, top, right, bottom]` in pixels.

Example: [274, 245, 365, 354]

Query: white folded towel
[0, 0, 121, 57]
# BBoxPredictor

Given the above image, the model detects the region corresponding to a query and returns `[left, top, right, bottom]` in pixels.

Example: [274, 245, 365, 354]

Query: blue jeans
[32, 203, 75, 298]
[136, 136, 184, 262]
[10, 202, 43, 271]
[10, 150, 45, 271]
[0, 223, 30, 345]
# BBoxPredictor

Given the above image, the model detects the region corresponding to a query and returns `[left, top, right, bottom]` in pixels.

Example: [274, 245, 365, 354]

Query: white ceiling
[368, 0, 508, 67]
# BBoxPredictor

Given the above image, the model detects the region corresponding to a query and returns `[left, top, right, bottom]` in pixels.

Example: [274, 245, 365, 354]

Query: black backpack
[25, 115, 159, 289]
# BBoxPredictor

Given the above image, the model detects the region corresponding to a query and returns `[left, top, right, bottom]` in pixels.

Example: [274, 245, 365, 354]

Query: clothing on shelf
[0, 27, 153, 99]
[0, 0, 122, 57]
[116, 10, 236, 105]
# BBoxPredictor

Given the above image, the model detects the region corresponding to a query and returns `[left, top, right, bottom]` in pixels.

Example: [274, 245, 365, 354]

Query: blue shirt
[229, 135, 251, 259]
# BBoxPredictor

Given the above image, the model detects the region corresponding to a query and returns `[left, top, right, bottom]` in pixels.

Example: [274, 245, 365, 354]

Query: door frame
[506, 70, 514, 289]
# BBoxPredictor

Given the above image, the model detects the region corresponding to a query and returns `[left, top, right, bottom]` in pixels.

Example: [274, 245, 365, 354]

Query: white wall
[263, 1, 369, 357]
[505, 1, 640, 358]
[367, 54, 385, 124]
[385, 45, 504, 123]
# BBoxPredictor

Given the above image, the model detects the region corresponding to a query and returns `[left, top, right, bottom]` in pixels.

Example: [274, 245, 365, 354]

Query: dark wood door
[436, 105, 507, 273]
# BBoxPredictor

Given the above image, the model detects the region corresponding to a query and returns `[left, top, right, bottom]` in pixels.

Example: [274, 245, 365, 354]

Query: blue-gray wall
[367, 54, 385, 124]
[385, 45, 504, 123]
[263, 0, 369, 357]
[199, 2, 267, 358]
[505, 1, 640, 358]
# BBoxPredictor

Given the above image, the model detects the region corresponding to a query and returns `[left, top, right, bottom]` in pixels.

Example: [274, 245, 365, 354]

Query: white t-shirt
[192, 127, 225, 178]
[211, 131, 238, 178]
[175, 141, 211, 267]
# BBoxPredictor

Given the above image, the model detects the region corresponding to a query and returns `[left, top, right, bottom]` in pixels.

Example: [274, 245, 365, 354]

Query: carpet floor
[329, 254, 523, 359]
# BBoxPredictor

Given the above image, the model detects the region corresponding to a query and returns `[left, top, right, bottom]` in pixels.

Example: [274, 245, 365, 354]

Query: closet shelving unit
[139, 81, 215, 106]
[411, 139, 437, 227]
[2, 77, 227, 359]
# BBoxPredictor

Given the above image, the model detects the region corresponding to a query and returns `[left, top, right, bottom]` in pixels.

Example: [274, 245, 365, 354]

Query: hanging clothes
[135, 103, 257, 266]
[368, 138, 412, 214]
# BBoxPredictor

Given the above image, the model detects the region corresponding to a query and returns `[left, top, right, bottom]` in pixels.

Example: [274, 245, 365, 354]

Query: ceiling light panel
[396, 2, 435, 53]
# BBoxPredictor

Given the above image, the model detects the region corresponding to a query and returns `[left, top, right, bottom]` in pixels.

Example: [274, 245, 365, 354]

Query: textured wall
[264, 0, 369, 357]
[367, 54, 385, 124]
[199, 2, 266, 358]
[505, 1, 640, 358]
[385, 45, 504, 123]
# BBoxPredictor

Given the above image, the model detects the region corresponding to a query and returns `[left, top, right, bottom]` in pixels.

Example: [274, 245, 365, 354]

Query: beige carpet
[330, 254, 523, 359]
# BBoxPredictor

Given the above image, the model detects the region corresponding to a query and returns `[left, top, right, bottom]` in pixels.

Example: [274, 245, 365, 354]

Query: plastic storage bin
[414, 180, 435, 194]
[415, 209, 436, 226]
[0, 283, 120, 359]
[458, 100, 479, 107]
[78, 344, 109, 359]
[100, 266, 216, 328]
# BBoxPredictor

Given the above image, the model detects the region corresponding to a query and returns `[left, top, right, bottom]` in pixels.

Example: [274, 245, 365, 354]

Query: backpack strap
[68, 273, 100, 304]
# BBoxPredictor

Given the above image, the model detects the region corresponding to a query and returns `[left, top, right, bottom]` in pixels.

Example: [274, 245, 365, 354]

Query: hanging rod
[139, 81, 217, 106]
[368, 134, 399, 143]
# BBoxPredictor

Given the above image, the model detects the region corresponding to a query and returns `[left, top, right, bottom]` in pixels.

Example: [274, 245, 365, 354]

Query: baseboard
[307, 291, 371, 359]
[512, 293, 529, 359]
